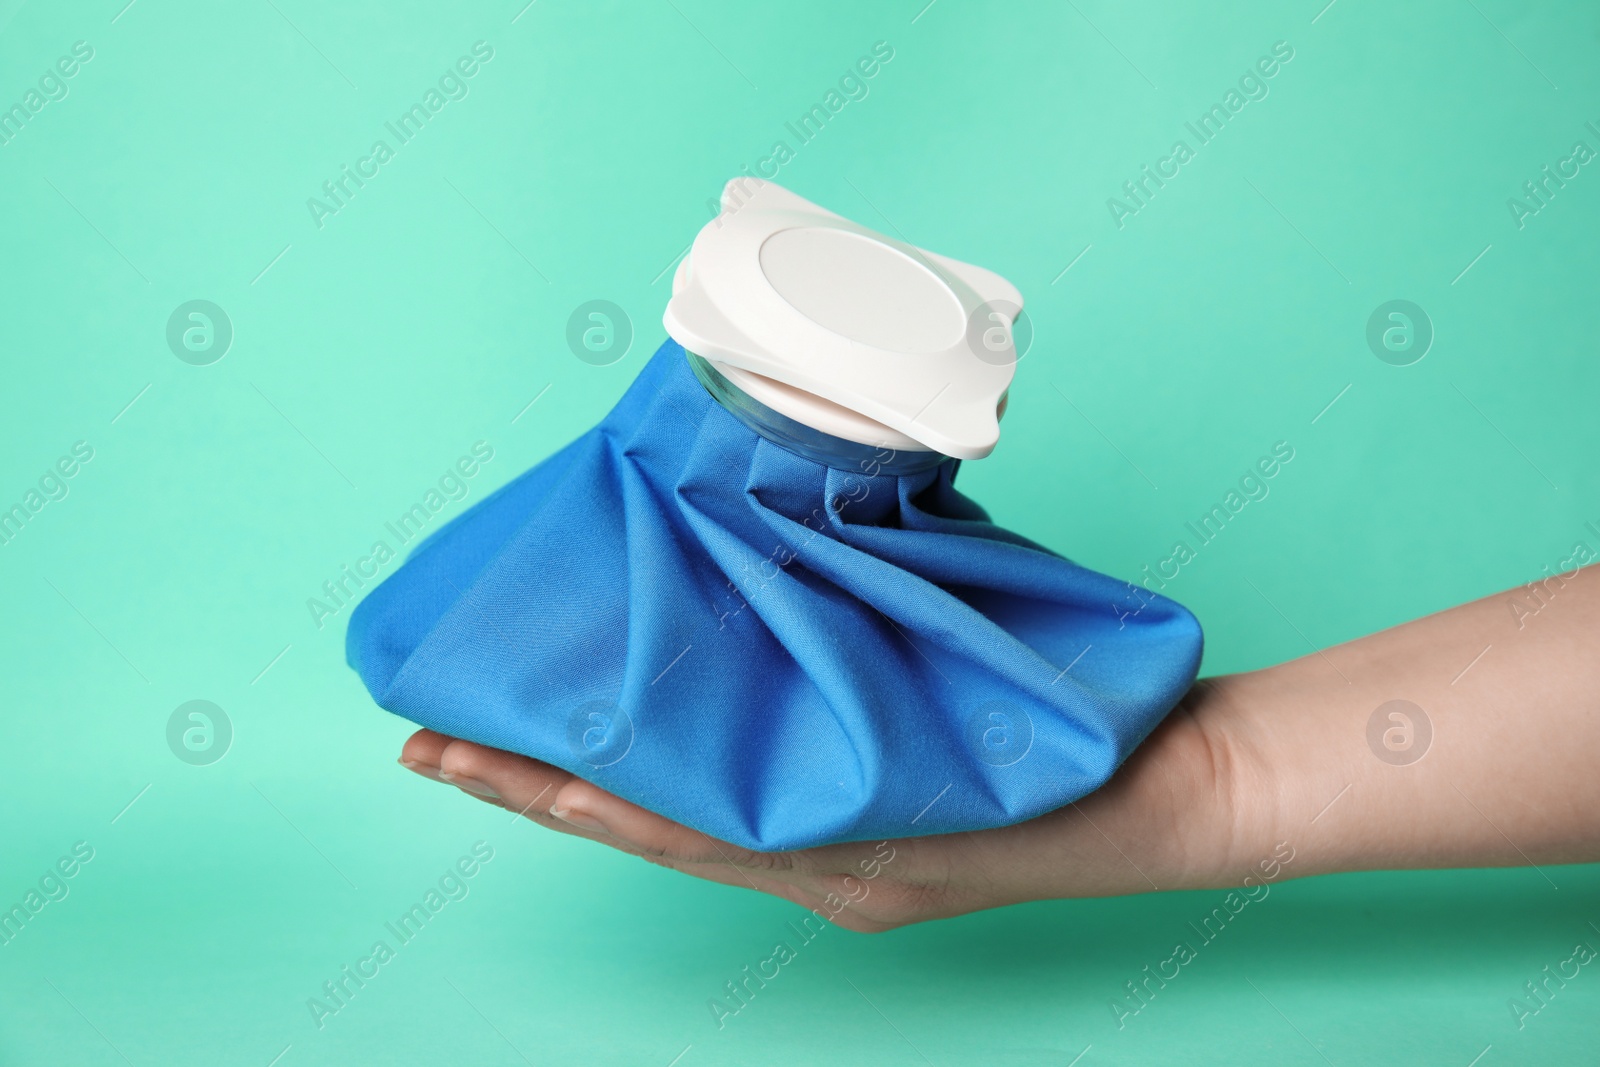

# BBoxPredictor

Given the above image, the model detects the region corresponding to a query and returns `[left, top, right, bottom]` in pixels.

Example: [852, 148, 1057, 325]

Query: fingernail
[398, 757, 445, 783]
[438, 770, 500, 798]
[550, 806, 610, 835]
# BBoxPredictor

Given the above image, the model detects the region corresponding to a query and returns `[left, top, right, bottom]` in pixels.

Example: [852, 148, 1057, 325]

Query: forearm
[1215, 563, 1600, 881]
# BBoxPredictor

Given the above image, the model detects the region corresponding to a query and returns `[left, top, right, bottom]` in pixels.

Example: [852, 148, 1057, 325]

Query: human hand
[399, 564, 1600, 928]
[397, 682, 1247, 932]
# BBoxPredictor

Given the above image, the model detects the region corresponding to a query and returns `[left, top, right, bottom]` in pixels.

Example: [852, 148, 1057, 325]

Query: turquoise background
[3, 0, 1599, 1062]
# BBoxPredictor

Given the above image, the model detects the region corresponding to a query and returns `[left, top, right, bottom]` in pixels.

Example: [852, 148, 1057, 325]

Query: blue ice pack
[347, 180, 1203, 851]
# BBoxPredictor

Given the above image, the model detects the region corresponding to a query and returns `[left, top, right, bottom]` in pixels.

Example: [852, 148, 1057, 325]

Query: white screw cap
[664, 178, 1023, 460]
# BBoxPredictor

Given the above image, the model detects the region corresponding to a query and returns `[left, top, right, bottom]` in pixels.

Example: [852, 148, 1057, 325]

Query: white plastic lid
[664, 178, 1023, 460]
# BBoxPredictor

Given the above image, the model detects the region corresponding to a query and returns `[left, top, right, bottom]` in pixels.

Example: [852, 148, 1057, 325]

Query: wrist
[1024, 676, 1267, 900]
[1019, 672, 1286, 905]
[1159, 674, 1287, 892]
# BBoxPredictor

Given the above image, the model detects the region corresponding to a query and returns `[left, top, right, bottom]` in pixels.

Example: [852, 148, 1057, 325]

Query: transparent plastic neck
[686, 351, 950, 477]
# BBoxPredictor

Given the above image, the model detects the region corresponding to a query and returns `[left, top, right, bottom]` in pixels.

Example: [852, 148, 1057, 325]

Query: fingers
[398, 729, 453, 782]
[623, 838, 900, 931]
[394, 731, 908, 931]
[547, 776, 797, 874]
[400, 732, 806, 871]
[398, 731, 602, 843]
[540, 779, 908, 932]
[438, 734, 567, 808]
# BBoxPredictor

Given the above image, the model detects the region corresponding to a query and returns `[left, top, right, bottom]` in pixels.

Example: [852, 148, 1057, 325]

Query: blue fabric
[347, 339, 1203, 851]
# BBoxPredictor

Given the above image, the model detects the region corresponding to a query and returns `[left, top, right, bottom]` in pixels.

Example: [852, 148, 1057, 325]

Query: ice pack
[348, 179, 1203, 851]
